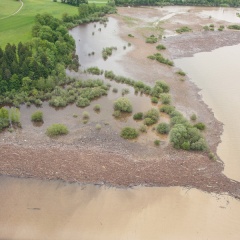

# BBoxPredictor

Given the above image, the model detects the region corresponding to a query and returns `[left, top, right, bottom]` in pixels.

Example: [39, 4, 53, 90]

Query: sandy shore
[1, 7, 240, 198]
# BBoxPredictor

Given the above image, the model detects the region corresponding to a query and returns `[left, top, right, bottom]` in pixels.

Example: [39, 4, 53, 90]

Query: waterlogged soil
[1, 7, 240, 198]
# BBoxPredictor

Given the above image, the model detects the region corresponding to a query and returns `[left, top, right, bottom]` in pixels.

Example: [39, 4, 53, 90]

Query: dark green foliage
[156, 44, 166, 50]
[46, 123, 68, 137]
[86, 67, 102, 75]
[160, 105, 175, 115]
[156, 122, 170, 134]
[146, 35, 158, 43]
[170, 124, 207, 151]
[76, 97, 90, 107]
[143, 108, 159, 125]
[151, 97, 158, 103]
[121, 127, 138, 139]
[160, 93, 171, 104]
[148, 53, 174, 66]
[154, 139, 160, 146]
[0, 107, 10, 131]
[93, 104, 101, 111]
[102, 47, 117, 60]
[114, 97, 132, 112]
[190, 113, 197, 121]
[133, 112, 143, 120]
[31, 111, 43, 122]
[228, 25, 240, 30]
[112, 110, 121, 118]
[128, 34, 134, 37]
[176, 70, 186, 76]
[176, 26, 192, 34]
[194, 122, 206, 130]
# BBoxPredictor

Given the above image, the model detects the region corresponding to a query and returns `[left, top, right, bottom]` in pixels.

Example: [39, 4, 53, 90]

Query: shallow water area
[1, 176, 240, 240]
[175, 44, 240, 181]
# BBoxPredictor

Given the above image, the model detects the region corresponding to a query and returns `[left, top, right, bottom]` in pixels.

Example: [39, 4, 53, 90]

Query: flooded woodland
[1, 6, 240, 239]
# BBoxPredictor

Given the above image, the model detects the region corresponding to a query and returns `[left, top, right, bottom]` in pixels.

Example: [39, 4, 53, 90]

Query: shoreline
[1, 7, 240, 199]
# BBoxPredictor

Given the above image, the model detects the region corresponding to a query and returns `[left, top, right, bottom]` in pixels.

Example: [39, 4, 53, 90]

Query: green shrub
[112, 88, 118, 93]
[95, 124, 101, 130]
[112, 110, 121, 118]
[114, 97, 132, 113]
[170, 124, 207, 151]
[156, 123, 170, 134]
[176, 70, 186, 76]
[154, 139, 160, 146]
[128, 34, 134, 37]
[9, 108, 20, 124]
[146, 35, 158, 43]
[194, 122, 206, 130]
[139, 124, 147, 133]
[31, 111, 43, 122]
[133, 112, 143, 120]
[144, 108, 159, 125]
[170, 115, 189, 127]
[76, 97, 90, 108]
[46, 124, 68, 137]
[49, 96, 67, 107]
[122, 88, 130, 95]
[82, 111, 90, 119]
[86, 67, 102, 75]
[190, 113, 197, 121]
[160, 93, 171, 104]
[121, 127, 138, 139]
[228, 25, 240, 30]
[93, 104, 101, 112]
[160, 105, 175, 114]
[148, 53, 173, 66]
[176, 26, 192, 34]
[156, 44, 166, 50]
[151, 97, 158, 103]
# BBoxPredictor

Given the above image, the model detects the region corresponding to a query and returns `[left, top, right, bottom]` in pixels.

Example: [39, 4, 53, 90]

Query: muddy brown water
[2, 7, 240, 239]
[175, 44, 240, 182]
[1, 176, 240, 240]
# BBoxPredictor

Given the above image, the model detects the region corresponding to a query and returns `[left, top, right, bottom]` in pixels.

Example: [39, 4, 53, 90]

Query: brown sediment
[1, 6, 240, 198]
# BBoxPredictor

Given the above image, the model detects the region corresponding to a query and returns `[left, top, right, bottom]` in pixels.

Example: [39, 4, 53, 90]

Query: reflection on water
[175, 44, 240, 181]
[0, 176, 240, 240]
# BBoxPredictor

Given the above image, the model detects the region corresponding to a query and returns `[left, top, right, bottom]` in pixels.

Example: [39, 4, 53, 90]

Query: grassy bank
[0, 0, 78, 47]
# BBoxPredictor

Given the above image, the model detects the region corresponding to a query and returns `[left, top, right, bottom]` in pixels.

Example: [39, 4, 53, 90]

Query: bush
[156, 123, 170, 134]
[148, 53, 173, 66]
[86, 67, 102, 75]
[76, 97, 90, 107]
[31, 111, 43, 122]
[194, 122, 206, 130]
[156, 44, 166, 50]
[46, 124, 68, 137]
[122, 88, 130, 95]
[160, 93, 171, 104]
[190, 113, 197, 121]
[146, 35, 158, 43]
[139, 124, 147, 133]
[49, 96, 67, 108]
[160, 105, 175, 114]
[9, 108, 20, 124]
[121, 127, 138, 139]
[133, 112, 143, 120]
[114, 97, 132, 113]
[144, 108, 159, 125]
[93, 104, 101, 111]
[154, 139, 160, 146]
[112, 110, 121, 118]
[128, 34, 134, 37]
[112, 88, 118, 93]
[170, 124, 207, 151]
[176, 26, 192, 34]
[228, 25, 240, 30]
[151, 97, 158, 103]
[95, 124, 101, 130]
[82, 111, 90, 119]
[176, 70, 186, 76]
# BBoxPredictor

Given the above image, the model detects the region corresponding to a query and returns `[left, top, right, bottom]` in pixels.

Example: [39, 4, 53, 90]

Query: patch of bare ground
[1, 6, 240, 198]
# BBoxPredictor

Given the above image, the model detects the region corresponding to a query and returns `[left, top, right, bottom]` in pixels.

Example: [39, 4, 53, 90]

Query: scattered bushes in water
[46, 124, 68, 137]
[121, 127, 138, 139]
[156, 44, 166, 50]
[170, 124, 207, 151]
[102, 46, 117, 60]
[156, 122, 170, 134]
[148, 53, 174, 66]
[31, 111, 43, 122]
[160, 93, 171, 104]
[143, 108, 159, 126]
[114, 97, 132, 113]
[133, 112, 143, 120]
[76, 97, 90, 108]
[176, 26, 192, 34]
[93, 104, 101, 112]
[146, 35, 158, 43]
[194, 122, 206, 130]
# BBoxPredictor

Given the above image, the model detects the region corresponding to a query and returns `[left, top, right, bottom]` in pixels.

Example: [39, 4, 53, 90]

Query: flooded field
[1, 6, 240, 239]
[1, 176, 240, 240]
[175, 44, 240, 181]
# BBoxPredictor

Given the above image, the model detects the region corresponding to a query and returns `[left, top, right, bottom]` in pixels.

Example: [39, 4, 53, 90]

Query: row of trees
[115, 0, 240, 7]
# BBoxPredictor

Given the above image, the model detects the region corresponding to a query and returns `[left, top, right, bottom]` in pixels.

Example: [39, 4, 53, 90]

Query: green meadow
[0, 0, 78, 47]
